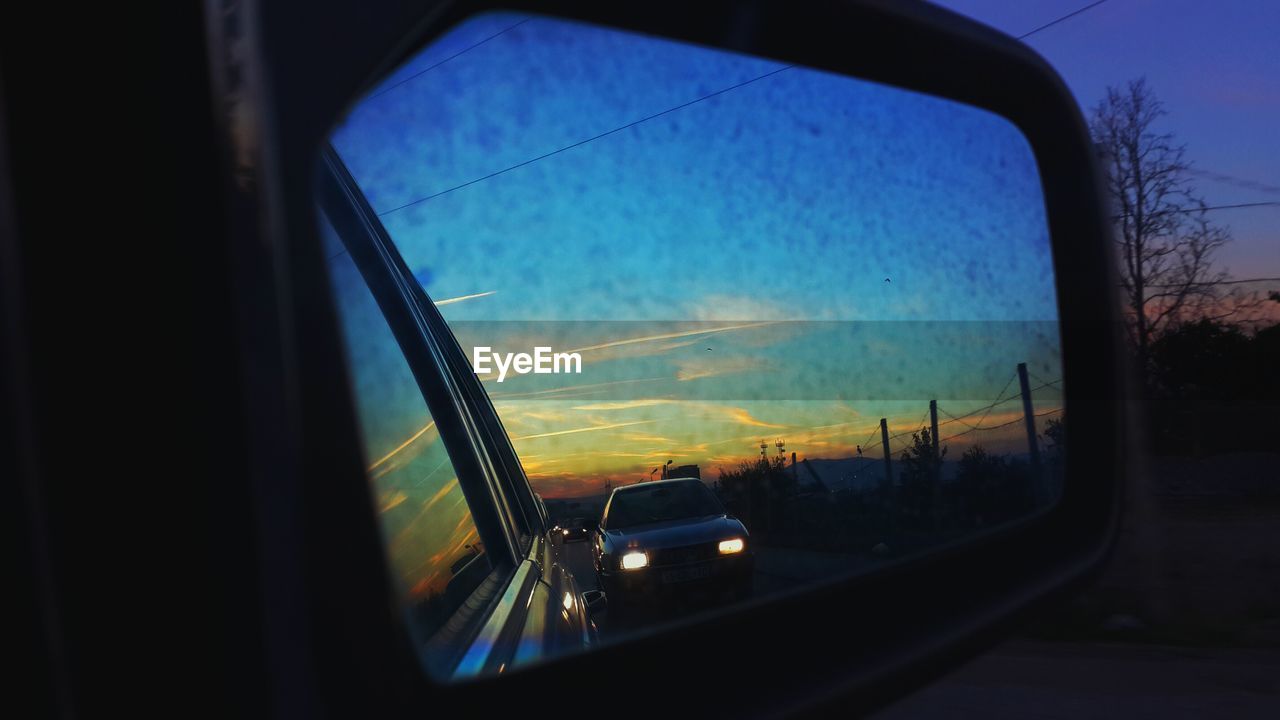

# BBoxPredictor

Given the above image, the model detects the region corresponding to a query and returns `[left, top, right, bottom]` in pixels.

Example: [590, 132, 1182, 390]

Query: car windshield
[606, 482, 722, 530]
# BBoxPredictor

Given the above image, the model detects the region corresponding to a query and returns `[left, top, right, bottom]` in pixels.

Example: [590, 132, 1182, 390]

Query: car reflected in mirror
[591, 479, 754, 623]
[322, 9, 1066, 681]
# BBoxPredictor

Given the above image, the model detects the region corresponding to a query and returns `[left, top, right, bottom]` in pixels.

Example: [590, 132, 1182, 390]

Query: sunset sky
[332, 12, 1065, 498]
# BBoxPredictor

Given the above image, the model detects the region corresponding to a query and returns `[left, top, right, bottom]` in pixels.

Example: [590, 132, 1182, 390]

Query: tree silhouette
[716, 456, 792, 533]
[1090, 79, 1238, 368]
[898, 428, 946, 524]
[1041, 417, 1066, 465]
[955, 445, 1032, 526]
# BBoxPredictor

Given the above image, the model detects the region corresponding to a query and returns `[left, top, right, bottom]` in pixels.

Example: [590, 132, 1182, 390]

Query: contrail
[564, 322, 776, 355]
[434, 290, 496, 306]
[512, 419, 656, 441]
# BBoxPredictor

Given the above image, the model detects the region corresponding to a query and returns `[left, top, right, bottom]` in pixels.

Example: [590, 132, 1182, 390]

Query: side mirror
[275, 0, 1124, 715]
[582, 590, 607, 617]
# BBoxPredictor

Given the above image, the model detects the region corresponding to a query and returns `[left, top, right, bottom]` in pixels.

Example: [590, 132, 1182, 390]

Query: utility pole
[881, 417, 895, 539]
[930, 400, 939, 457]
[1017, 362, 1043, 504]
[879, 418, 893, 486]
[790, 451, 799, 534]
[930, 399, 941, 530]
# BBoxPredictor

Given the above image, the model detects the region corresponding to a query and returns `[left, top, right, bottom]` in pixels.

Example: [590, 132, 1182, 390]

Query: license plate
[662, 564, 711, 584]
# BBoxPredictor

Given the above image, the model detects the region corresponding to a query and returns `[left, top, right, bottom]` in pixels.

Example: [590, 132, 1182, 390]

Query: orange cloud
[379, 491, 408, 513]
[571, 399, 675, 411]
[718, 406, 787, 429]
[422, 478, 459, 514]
[367, 421, 437, 472]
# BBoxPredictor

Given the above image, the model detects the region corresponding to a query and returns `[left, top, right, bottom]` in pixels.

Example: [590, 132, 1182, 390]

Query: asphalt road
[557, 539, 1279, 716]
[555, 536, 876, 638]
[556, 536, 598, 591]
[873, 640, 1280, 719]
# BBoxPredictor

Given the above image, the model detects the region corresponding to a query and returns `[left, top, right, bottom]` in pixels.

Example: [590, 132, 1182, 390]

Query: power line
[940, 407, 1062, 444]
[1131, 274, 1280, 288]
[941, 417, 1018, 443]
[1187, 168, 1280, 198]
[1211, 277, 1280, 285]
[888, 410, 932, 446]
[1112, 201, 1280, 220]
[377, 64, 796, 216]
[937, 372, 1019, 428]
[368, 18, 532, 100]
[938, 406, 989, 432]
[937, 379, 1060, 431]
[859, 425, 879, 455]
[1017, 0, 1110, 40]
[1028, 373, 1062, 390]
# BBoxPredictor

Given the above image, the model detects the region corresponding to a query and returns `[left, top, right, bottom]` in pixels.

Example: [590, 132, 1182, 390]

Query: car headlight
[562, 529, 570, 536]
[718, 538, 745, 555]
[620, 551, 649, 570]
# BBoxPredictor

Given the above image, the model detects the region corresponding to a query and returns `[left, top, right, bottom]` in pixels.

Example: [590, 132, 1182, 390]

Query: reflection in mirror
[323, 11, 1063, 680]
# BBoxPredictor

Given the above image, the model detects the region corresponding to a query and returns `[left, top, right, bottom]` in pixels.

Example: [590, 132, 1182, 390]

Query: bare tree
[1090, 79, 1236, 366]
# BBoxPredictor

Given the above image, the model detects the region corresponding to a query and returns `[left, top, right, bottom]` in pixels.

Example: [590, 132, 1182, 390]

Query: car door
[317, 146, 596, 678]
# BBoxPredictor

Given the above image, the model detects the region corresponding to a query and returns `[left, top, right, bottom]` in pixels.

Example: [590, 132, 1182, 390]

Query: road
[556, 539, 1279, 717]
[873, 640, 1280, 719]
[555, 537, 877, 638]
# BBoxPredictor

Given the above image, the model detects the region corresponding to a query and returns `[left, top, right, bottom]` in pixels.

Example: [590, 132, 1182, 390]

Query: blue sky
[329, 12, 1064, 495]
[333, 12, 1056, 324]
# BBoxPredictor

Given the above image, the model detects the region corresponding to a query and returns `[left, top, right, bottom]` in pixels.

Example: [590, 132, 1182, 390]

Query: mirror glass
[322, 11, 1064, 679]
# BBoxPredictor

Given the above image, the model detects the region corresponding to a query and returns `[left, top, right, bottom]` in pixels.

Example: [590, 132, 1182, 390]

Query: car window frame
[318, 147, 548, 676]
[602, 480, 723, 530]
[323, 147, 549, 553]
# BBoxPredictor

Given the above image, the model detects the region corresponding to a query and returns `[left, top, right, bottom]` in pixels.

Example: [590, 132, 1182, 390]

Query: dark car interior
[34, 1, 1280, 718]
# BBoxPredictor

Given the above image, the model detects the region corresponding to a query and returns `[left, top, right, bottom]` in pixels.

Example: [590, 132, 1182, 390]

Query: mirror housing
[207, 0, 1126, 716]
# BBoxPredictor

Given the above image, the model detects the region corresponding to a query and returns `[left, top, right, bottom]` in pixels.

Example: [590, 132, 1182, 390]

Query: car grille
[648, 543, 717, 567]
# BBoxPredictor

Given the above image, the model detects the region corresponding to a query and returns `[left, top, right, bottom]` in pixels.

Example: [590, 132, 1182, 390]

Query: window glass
[321, 213, 491, 646]
[605, 481, 724, 530]
[326, 12, 1064, 654]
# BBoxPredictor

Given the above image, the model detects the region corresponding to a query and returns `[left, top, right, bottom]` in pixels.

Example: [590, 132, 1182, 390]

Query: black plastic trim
[228, 0, 1125, 716]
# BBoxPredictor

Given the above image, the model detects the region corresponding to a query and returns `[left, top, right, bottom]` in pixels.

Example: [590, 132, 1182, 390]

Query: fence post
[930, 399, 940, 531]
[880, 417, 894, 538]
[1017, 362, 1044, 505]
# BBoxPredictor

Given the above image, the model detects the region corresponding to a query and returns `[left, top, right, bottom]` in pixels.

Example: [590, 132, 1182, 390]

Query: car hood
[604, 515, 744, 551]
